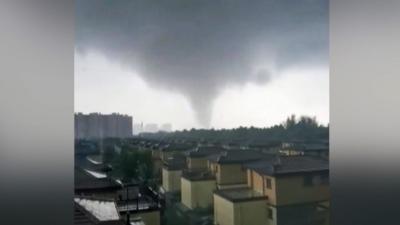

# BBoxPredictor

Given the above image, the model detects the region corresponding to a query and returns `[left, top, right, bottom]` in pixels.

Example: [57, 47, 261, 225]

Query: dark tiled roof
[186, 146, 226, 158]
[208, 150, 273, 164]
[76, 156, 104, 171]
[161, 143, 195, 152]
[244, 156, 329, 176]
[75, 167, 121, 192]
[282, 141, 329, 151]
[163, 154, 187, 170]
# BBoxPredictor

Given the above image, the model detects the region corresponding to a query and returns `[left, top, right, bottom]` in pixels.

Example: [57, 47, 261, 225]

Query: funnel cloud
[76, 0, 328, 127]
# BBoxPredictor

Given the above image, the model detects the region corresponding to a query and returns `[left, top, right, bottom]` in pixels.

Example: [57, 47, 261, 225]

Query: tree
[102, 145, 116, 165]
[118, 149, 139, 181]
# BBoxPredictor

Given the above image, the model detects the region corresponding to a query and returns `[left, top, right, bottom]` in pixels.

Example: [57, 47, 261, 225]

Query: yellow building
[181, 170, 217, 209]
[214, 156, 330, 225]
[161, 154, 187, 193]
[207, 150, 269, 189]
[213, 188, 269, 225]
[186, 146, 225, 170]
[160, 143, 195, 162]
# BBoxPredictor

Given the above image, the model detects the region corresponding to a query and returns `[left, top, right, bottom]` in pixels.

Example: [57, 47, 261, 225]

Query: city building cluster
[75, 113, 133, 139]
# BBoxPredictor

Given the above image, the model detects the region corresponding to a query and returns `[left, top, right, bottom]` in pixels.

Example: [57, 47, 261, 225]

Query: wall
[214, 194, 270, 225]
[233, 199, 269, 225]
[209, 161, 218, 175]
[153, 159, 162, 177]
[133, 210, 160, 225]
[274, 174, 330, 206]
[247, 169, 330, 206]
[187, 157, 208, 170]
[181, 178, 192, 208]
[214, 194, 235, 225]
[217, 164, 247, 185]
[181, 177, 216, 209]
[162, 168, 182, 192]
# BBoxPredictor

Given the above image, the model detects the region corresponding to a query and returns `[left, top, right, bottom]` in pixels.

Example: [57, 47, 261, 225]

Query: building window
[266, 178, 272, 189]
[268, 208, 273, 219]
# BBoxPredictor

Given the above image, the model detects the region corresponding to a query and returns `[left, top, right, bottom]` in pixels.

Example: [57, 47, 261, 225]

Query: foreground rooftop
[214, 188, 267, 202]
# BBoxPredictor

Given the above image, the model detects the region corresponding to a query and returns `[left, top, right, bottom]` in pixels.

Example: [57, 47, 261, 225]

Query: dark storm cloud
[75, 0, 328, 127]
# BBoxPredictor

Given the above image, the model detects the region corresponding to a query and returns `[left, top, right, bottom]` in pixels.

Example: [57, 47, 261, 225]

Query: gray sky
[75, 0, 329, 130]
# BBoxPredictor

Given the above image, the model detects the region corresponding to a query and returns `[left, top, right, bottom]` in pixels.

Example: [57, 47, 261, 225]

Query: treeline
[102, 143, 156, 187]
[146, 115, 328, 144]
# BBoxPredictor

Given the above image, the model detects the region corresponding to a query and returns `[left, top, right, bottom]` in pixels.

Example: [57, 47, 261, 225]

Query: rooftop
[75, 167, 121, 192]
[186, 146, 226, 158]
[207, 150, 273, 164]
[214, 188, 267, 202]
[162, 153, 186, 170]
[161, 143, 196, 152]
[182, 169, 215, 181]
[74, 197, 120, 222]
[282, 141, 329, 151]
[245, 156, 329, 176]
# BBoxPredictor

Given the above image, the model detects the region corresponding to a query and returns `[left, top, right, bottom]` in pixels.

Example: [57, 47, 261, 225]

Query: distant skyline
[75, 0, 329, 130]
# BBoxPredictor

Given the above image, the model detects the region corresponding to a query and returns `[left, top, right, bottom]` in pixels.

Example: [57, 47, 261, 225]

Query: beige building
[181, 170, 216, 209]
[161, 154, 187, 193]
[180, 146, 225, 209]
[213, 188, 269, 225]
[186, 146, 225, 170]
[160, 143, 195, 162]
[180, 149, 269, 210]
[207, 150, 270, 189]
[214, 156, 330, 225]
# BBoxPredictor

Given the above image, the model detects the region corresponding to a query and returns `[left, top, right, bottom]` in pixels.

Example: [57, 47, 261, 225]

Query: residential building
[159, 143, 195, 162]
[161, 154, 187, 193]
[75, 113, 133, 139]
[207, 150, 271, 189]
[214, 156, 330, 225]
[181, 170, 216, 209]
[180, 146, 225, 209]
[180, 149, 270, 211]
[213, 188, 269, 225]
[186, 146, 225, 170]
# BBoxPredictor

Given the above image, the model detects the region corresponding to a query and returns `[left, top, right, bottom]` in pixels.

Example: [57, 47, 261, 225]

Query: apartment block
[75, 112, 132, 139]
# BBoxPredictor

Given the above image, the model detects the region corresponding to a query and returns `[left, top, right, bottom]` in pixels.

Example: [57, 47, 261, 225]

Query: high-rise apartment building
[75, 113, 132, 139]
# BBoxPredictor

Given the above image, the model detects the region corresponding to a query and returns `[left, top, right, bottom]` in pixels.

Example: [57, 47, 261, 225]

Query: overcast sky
[75, 0, 329, 130]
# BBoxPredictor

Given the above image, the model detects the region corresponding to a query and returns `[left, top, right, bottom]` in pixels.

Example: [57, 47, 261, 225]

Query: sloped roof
[245, 156, 328, 176]
[207, 150, 273, 164]
[75, 167, 121, 191]
[161, 143, 196, 152]
[74, 197, 120, 222]
[186, 146, 226, 158]
[163, 153, 187, 170]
